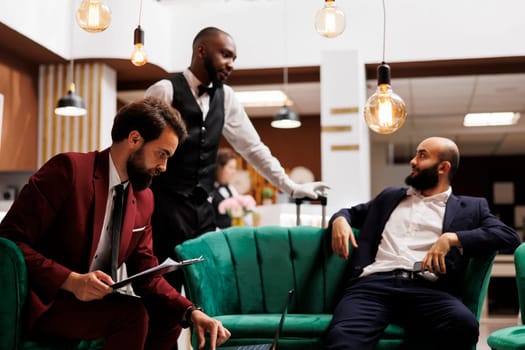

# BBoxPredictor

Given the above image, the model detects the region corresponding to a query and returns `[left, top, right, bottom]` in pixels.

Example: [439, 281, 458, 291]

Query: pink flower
[218, 195, 256, 217]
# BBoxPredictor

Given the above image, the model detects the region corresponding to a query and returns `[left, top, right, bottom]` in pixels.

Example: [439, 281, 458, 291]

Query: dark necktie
[110, 184, 125, 281]
[198, 84, 215, 99]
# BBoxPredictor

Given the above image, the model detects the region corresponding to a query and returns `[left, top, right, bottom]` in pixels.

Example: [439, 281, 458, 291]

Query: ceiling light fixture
[364, 0, 407, 135]
[76, 0, 112, 33]
[272, 0, 301, 129]
[131, 0, 147, 66]
[314, 0, 346, 38]
[55, 60, 87, 117]
[235, 90, 290, 108]
[464, 112, 520, 127]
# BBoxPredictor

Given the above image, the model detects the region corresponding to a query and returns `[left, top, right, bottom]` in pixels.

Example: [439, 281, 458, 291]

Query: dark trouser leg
[323, 275, 479, 350]
[144, 298, 183, 350]
[31, 292, 183, 350]
[30, 293, 149, 350]
[323, 275, 397, 350]
[399, 282, 479, 350]
[151, 192, 216, 292]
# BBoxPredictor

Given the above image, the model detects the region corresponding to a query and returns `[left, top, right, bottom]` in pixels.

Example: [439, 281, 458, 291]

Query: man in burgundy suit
[0, 97, 230, 350]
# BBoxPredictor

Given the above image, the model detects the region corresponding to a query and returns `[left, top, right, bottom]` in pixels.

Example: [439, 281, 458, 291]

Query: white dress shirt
[89, 154, 128, 276]
[145, 69, 296, 194]
[360, 187, 452, 277]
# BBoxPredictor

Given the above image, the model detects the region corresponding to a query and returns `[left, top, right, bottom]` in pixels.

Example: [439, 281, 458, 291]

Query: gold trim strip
[321, 125, 352, 133]
[331, 144, 360, 151]
[330, 107, 359, 115]
[96, 63, 102, 149]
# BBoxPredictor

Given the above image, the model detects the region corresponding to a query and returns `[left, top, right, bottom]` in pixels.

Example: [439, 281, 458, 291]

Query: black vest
[150, 73, 225, 199]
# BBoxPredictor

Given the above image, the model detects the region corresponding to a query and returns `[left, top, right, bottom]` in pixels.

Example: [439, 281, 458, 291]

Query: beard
[405, 162, 440, 191]
[204, 55, 224, 87]
[126, 147, 154, 192]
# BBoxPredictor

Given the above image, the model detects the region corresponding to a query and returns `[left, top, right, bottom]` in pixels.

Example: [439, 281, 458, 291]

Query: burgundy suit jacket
[0, 149, 191, 329]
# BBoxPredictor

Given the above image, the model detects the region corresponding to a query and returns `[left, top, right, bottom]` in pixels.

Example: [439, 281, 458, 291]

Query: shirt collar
[406, 186, 452, 203]
[108, 153, 128, 191]
[183, 68, 207, 97]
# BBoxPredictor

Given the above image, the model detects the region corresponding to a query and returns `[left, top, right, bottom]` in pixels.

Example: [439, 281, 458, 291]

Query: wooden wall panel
[0, 52, 38, 171]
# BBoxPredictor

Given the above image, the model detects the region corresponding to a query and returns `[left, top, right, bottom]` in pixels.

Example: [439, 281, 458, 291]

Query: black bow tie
[198, 85, 215, 98]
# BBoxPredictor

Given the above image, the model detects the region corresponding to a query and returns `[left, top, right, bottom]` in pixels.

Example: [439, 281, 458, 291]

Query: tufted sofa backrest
[175, 226, 354, 317]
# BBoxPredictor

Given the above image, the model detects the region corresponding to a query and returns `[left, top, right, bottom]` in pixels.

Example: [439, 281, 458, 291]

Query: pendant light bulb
[314, 0, 346, 38]
[364, 64, 407, 135]
[76, 0, 111, 33]
[131, 26, 147, 67]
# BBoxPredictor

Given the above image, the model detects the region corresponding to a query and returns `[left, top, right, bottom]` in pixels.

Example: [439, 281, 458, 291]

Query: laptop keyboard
[237, 344, 272, 350]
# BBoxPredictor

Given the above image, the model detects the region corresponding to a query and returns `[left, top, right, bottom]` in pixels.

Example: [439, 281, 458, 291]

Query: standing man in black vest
[145, 26, 328, 290]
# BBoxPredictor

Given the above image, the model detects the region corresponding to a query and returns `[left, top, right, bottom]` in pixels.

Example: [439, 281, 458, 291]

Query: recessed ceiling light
[463, 112, 520, 127]
[235, 90, 292, 107]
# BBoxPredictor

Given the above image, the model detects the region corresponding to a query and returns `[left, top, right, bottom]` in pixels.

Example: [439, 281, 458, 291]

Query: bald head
[192, 27, 231, 51]
[418, 137, 460, 182]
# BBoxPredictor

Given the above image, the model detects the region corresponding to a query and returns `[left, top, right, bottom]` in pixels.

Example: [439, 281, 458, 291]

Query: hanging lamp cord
[283, 0, 288, 97]
[138, 0, 144, 25]
[381, 0, 386, 64]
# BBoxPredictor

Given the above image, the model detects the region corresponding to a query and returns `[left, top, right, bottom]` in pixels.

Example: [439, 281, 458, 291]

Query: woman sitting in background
[212, 148, 239, 228]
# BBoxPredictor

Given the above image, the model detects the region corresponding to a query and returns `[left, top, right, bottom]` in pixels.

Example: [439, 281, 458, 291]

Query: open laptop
[220, 289, 294, 350]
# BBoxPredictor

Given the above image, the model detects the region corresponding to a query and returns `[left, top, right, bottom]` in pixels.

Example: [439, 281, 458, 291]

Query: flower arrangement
[218, 195, 256, 219]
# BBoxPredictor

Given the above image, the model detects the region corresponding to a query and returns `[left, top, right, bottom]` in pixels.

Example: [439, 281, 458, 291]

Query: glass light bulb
[364, 84, 407, 134]
[314, 0, 346, 38]
[76, 0, 111, 33]
[131, 44, 148, 66]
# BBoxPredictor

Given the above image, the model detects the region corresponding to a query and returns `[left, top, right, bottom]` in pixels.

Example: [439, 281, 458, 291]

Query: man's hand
[61, 270, 113, 301]
[331, 216, 358, 260]
[291, 181, 330, 199]
[192, 310, 231, 350]
[421, 232, 461, 274]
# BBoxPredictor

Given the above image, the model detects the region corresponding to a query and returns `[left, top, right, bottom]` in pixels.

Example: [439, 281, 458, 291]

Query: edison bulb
[314, 0, 346, 38]
[131, 44, 148, 66]
[76, 0, 111, 33]
[364, 84, 407, 134]
[131, 26, 147, 67]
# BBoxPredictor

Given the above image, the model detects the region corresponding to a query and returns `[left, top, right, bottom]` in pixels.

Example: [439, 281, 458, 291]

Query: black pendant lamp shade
[55, 83, 87, 117]
[271, 106, 301, 129]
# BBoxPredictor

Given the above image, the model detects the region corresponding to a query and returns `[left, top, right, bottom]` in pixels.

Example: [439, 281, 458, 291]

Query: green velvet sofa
[487, 243, 525, 350]
[0, 237, 101, 350]
[175, 225, 496, 350]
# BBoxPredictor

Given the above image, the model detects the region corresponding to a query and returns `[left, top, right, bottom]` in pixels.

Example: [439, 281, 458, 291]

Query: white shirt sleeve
[144, 78, 297, 195]
[221, 85, 296, 195]
[144, 79, 173, 105]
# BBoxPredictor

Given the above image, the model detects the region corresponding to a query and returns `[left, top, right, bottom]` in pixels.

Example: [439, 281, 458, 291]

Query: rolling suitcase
[294, 194, 328, 227]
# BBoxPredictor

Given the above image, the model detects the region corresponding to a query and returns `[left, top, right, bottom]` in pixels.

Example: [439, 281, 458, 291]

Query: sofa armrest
[461, 251, 496, 320]
[0, 237, 28, 350]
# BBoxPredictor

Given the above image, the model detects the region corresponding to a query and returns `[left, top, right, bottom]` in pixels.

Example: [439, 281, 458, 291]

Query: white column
[320, 51, 370, 210]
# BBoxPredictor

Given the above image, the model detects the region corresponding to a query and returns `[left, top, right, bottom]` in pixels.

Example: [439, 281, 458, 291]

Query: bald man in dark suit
[324, 137, 520, 350]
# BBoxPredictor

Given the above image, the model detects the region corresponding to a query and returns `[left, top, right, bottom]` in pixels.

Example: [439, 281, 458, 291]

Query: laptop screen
[271, 289, 294, 350]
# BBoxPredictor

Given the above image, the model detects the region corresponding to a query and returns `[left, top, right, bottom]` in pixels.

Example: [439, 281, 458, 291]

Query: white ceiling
[118, 73, 525, 157]
[241, 73, 525, 157]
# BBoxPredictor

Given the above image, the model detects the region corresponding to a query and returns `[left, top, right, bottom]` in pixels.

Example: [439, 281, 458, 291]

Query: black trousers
[323, 273, 479, 350]
[151, 191, 216, 292]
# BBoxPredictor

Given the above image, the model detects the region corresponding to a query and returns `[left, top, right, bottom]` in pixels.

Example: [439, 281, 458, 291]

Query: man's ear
[439, 161, 451, 174]
[197, 44, 207, 59]
[128, 130, 143, 148]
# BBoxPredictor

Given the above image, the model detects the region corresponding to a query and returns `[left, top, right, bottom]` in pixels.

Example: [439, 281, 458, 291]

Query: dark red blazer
[0, 149, 191, 329]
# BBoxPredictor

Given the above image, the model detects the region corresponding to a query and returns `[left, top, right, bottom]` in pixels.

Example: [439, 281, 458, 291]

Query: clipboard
[112, 256, 205, 289]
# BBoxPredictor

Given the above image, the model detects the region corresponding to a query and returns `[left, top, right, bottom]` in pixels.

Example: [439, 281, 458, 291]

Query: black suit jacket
[330, 186, 520, 294]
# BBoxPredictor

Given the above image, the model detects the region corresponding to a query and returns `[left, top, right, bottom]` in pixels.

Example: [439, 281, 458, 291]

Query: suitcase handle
[294, 195, 327, 227]
[294, 195, 327, 206]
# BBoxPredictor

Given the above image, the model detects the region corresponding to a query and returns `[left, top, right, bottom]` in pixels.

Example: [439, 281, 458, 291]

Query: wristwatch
[181, 305, 204, 328]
